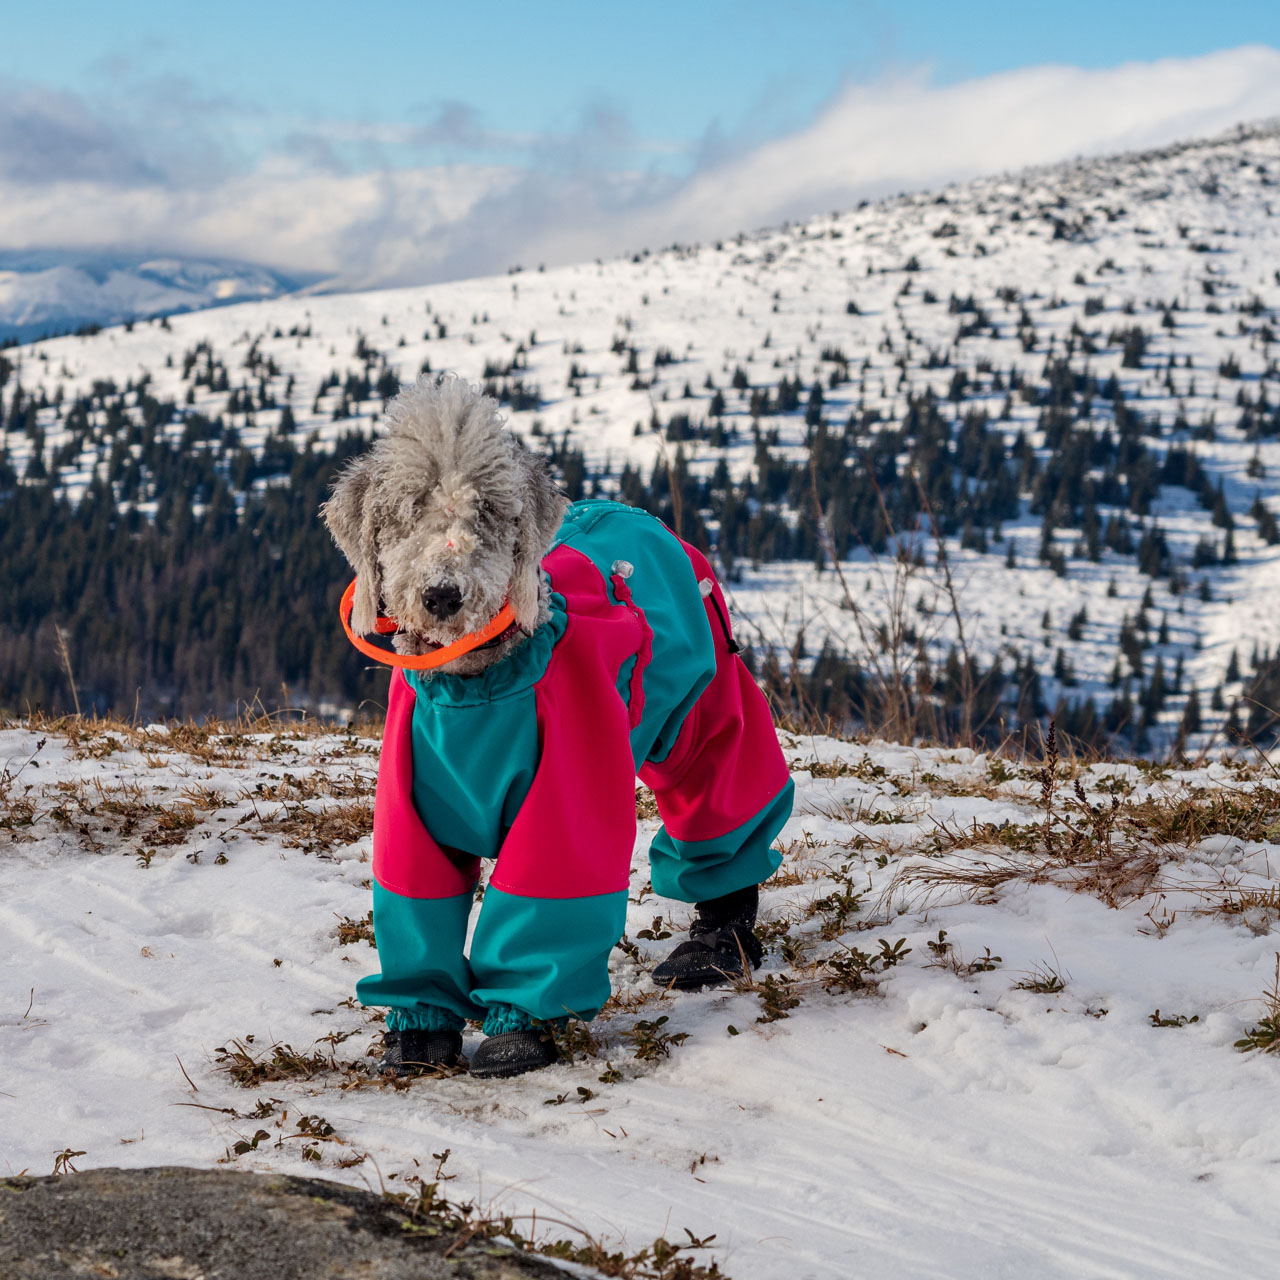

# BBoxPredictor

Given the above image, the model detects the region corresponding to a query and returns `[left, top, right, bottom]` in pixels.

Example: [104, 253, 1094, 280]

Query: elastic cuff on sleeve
[386, 1005, 467, 1034]
[481, 1002, 571, 1036]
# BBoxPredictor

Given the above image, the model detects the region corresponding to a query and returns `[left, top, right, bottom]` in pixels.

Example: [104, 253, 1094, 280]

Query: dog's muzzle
[339, 578, 519, 671]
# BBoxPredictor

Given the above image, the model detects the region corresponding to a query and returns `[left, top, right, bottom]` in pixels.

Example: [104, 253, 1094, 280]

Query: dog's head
[321, 373, 567, 670]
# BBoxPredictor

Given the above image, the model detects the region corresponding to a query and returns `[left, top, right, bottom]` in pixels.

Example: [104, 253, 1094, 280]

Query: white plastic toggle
[698, 578, 714, 597]
[611, 559, 634, 578]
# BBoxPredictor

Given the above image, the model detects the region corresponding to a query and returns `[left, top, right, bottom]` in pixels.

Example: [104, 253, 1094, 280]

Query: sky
[1, 1, 1278, 288]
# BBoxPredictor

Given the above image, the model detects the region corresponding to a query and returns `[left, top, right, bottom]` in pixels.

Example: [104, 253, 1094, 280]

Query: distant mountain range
[0, 252, 322, 342]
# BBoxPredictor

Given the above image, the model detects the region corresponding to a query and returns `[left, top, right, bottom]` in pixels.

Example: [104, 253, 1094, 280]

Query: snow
[4, 720, 1280, 1277]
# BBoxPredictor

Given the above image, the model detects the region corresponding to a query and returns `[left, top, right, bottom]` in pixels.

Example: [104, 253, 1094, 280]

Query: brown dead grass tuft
[335, 911, 376, 947]
[256, 801, 374, 853]
[890, 724, 1280, 913]
[41, 778, 203, 851]
[17, 708, 382, 768]
[635, 786, 660, 821]
[0, 737, 43, 832]
[213, 1035, 374, 1088]
[240, 770, 373, 803]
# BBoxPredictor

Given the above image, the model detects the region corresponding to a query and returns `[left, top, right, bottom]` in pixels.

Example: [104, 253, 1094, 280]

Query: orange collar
[339, 578, 519, 670]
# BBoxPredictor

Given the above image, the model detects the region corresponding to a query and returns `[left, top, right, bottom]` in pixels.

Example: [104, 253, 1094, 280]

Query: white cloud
[650, 45, 1280, 237]
[1, 45, 1277, 288]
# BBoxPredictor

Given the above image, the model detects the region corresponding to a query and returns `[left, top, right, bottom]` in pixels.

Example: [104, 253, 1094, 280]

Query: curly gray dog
[323, 374, 794, 1079]
[323, 373, 565, 674]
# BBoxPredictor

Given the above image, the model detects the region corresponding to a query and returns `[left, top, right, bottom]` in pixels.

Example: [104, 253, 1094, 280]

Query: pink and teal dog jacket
[357, 500, 795, 1034]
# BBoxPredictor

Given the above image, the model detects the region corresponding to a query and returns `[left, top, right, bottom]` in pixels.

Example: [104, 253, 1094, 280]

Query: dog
[323, 374, 794, 1078]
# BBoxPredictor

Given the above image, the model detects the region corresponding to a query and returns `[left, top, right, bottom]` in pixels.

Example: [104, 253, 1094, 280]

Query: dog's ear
[509, 442, 568, 628]
[322, 454, 383, 636]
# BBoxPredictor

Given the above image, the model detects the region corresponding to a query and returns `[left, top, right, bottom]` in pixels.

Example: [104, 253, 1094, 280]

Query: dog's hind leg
[639, 556, 795, 908]
[638, 551, 795, 987]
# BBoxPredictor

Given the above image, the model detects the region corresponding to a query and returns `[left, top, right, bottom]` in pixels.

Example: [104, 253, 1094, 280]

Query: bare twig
[54, 625, 81, 718]
[176, 1054, 199, 1093]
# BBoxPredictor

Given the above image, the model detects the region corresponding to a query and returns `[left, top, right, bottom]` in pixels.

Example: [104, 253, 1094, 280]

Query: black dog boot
[469, 1028, 559, 1079]
[380, 1027, 464, 1077]
[651, 885, 764, 990]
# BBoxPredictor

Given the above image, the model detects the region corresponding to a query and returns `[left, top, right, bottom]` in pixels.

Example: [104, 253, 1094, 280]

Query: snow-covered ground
[5, 718, 1280, 1278]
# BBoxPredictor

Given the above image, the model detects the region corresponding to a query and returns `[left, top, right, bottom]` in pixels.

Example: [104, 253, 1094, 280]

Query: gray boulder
[0, 1165, 576, 1279]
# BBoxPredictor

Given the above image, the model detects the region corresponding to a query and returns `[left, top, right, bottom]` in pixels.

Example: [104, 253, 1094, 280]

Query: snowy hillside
[0, 252, 311, 343]
[4, 121, 1280, 745]
[4, 716, 1280, 1278]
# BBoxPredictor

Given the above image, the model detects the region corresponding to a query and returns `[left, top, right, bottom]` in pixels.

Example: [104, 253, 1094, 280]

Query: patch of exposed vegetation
[256, 800, 374, 853]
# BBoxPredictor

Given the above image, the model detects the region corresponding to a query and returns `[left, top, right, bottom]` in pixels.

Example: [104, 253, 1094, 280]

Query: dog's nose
[422, 582, 463, 619]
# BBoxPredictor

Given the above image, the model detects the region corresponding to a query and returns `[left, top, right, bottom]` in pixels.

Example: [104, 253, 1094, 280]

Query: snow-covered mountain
[3, 120, 1280, 746]
[0, 251, 316, 342]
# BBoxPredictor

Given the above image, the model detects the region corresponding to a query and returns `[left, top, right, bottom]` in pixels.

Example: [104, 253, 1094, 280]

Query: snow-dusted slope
[5, 121, 1280, 742]
[4, 719, 1280, 1278]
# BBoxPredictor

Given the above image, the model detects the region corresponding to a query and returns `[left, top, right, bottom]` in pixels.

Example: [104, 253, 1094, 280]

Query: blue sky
[0, 3, 1278, 284]
[6, 1, 1278, 170]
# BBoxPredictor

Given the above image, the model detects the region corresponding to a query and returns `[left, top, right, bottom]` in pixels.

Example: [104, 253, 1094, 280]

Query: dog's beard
[390, 589, 513, 657]
[389, 569, 544, 671]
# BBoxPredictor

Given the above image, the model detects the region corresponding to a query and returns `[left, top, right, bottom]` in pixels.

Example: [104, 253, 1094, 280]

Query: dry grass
[16, 707, 382, 767]
[1125, 786, 1280, 847]
[389, 1174, 728, 1279]
[208, 1041, 729, 1277]
[634, 786, 660, 821]
[1012, 960, 1068, 994]
[255, 800, 375, 853]
[2, 732, 376, 860]
[335, 911, 376, 947]
[600, 987, 664, 1015]
[1235, 955, 1280, 1054]
[794, 754, 889, 782]
[807, 794, 928, 828]
[2, 716, 381, 858]
[7, 766, 376, 858]
[889, 725, 1280, 913]
[893, 824, 1164, 910]
[914, 768, 1022, 802]
[213, 1034, 377, 1089]
[40, 778, 203, 852]
[1207, 886, 1280, 917]
[0, 737, 43, 833]
[240, 770, 373, 803]
[769, 834, 830, 887]
[180, 783, 230, 810]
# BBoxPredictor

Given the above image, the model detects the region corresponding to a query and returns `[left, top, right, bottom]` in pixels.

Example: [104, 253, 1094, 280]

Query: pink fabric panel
[639, 542, 790, 843]
[488, 546, 639, 900]
[373, 668, 480, 900]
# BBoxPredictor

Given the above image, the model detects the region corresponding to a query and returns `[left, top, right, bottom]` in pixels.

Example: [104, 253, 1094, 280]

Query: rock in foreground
[0, 1165, 571, 1280]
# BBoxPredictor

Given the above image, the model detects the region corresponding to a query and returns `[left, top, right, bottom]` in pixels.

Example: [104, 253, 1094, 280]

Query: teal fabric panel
[648, 779, 794, 903]
[357, 882, 484, 1024]
[552, 500, 717, 766]
[468, 885, 628, 1023]
[407, 682, 538, 859]
[403, 595, 566, 861]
